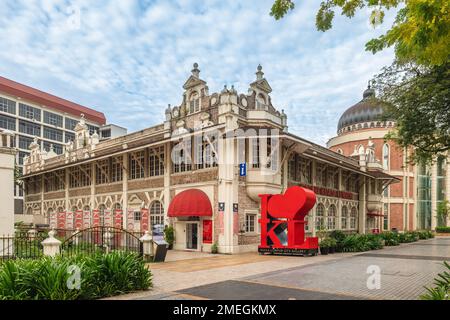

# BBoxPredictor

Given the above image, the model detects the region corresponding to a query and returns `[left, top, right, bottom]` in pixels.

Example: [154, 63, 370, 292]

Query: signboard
[140, 208, 149, 233]
[239, 163, 246, 176]
[75, 210, 83, 229]
[114, 209, 123, 229]
[57, 211, 66, 229]
[127, 209, 135, 231]
[49, 211, 57, 229]
[233, 203, 239, 235]
[258, 186, 318, 256]
[66, 211, 74, 230]
[202, 220, 212, 244]
[92, 209, 100, 227]
[218, 202, 225, 235]
[152, 224, 164, 242]
[104, 209, 112, 227]
[83, 210, 91, 229]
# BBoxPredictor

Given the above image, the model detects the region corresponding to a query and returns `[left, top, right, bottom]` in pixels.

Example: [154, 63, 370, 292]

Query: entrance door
[186, 223, 198, 250]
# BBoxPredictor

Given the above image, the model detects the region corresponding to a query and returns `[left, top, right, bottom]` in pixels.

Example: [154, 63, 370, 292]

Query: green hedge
[329, 230, 434, 253]
[436, 226, 450, 233]
[0, 251, 152, 300]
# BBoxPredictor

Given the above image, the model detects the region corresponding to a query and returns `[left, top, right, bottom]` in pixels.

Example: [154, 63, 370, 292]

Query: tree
[271, 0, 450, 161]
[270, 0, 450, 66]
[373, 61, 450, 163]
[436, 200, 449, 227]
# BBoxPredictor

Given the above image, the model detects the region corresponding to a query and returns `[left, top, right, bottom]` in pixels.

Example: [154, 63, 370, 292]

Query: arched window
[336, 148, 343, 155]
[189, 91, 200, 114]
[150, 201, 164, 227]
[341, 206, 348, 230]
[315, 203, 325, 230]
[256, 94, 266, 110]
[350, 207, 358, 229]
[327, 205, 337, 230]
[113, 203, 122, 211]
[382, 143, 390, 170]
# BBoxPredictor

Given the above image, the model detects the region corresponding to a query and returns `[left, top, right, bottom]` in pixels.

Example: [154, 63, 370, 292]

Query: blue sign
[239, 163, 247, 176]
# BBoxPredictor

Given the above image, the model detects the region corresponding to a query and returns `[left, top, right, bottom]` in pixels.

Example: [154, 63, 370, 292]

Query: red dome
[168, 189, 212, 217]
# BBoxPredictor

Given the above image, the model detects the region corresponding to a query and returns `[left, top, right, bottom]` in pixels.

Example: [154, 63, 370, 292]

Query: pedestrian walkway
[106, 237, 449, 300]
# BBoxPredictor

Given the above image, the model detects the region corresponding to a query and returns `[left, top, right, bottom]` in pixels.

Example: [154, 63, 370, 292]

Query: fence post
[42, 229, 61, 257]
[140, 231, 153, 262]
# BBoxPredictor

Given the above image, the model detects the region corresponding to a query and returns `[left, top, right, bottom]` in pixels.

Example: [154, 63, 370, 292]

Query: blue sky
[0, 0, 396, 145]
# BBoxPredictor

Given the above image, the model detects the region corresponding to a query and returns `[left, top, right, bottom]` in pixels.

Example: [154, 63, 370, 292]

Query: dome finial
[256, 64, 264, 80]
[363, 82, 375, 99]
[191, 63, 200, 78]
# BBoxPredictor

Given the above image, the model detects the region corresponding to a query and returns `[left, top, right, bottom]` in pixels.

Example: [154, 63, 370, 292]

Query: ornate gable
[249, 65, 272, 94]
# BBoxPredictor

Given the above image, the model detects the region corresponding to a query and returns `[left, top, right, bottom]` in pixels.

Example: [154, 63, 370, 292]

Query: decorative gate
[60, 226, 143, 257]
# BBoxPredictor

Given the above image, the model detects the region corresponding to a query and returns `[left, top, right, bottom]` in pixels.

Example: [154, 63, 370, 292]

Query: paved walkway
[107, 237, 449, 300]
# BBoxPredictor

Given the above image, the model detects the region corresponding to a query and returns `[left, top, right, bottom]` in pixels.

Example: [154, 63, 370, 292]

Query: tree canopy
[374, 61, 450, 163]
[271, 0, 450, 162]
[270, 0, 450, 66]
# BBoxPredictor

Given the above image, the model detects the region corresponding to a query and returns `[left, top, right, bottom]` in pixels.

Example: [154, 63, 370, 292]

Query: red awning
[168, 189, 212, 217]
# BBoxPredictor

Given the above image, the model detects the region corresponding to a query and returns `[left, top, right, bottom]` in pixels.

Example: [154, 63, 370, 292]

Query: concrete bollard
[140, 231, 153, 262]
[41, 229, 61, 257]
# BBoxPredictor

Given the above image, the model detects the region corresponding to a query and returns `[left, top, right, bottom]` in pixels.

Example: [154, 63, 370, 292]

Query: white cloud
[0, 0, 396, 145]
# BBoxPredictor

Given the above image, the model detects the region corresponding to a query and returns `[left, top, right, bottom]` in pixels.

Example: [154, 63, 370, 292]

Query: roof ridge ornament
[256, 64, 264, 80]
[191, 63, 200, 78]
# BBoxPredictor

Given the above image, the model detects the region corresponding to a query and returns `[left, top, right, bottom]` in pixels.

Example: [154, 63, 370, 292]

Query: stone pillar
[140, 231, 153, 261]
[358, 176, 366, 234]
[0, 131, 16, 237]
[65, 168, 69, 211]
[42, 229, 61, 257]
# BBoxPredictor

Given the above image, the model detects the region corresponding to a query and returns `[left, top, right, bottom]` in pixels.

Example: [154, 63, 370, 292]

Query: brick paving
[106, 237, 449, 300]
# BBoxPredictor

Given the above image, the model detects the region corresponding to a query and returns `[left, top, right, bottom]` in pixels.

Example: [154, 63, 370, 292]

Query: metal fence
[60, 226, 143, 257]
[0, 233, 46, 261]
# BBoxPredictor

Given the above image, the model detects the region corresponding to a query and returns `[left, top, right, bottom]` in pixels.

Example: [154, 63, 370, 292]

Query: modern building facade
[22, 64, 396, 254]
[327, 86, 449, 231]
[0, 76, 127, 219]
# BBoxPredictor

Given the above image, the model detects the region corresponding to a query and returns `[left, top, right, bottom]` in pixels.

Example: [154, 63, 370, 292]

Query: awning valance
[168, 189, 212, 217]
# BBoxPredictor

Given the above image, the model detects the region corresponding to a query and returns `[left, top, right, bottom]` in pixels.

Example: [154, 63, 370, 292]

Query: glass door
[186, 223, 198, 250]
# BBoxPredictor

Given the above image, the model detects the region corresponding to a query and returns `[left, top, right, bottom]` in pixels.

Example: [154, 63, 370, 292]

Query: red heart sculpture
[267, 186, 316, 219]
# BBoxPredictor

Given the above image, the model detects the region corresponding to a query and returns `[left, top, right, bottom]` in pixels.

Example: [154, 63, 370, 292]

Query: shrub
[436, 226, 450, 233]
[164, 225, 175, 246]
[211, 242, 218, 254]
[0, 251, 152, 300]
[421, 261, 450, 300]
[380, 232, 399, 246]
[329, 230, 346, 252]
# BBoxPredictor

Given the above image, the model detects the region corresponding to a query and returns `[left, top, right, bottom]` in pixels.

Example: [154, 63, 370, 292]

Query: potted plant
[164, 225, 174, 249]
[211, 241, 218, 254]
[319, 238, 331, 255]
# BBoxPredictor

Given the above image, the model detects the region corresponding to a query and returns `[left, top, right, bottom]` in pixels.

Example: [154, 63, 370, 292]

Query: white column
[65, 168, 69, 211]
[0, 143, 16, 236]
[311, 160, 317, 237]
[431, 162, 437, 230]
[122, 153, 128, 229]
[90, 162, 96, 210]
[337, 168, 342, 230]
[164, 142, 171, 226]
[358, 176, 366, 234]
